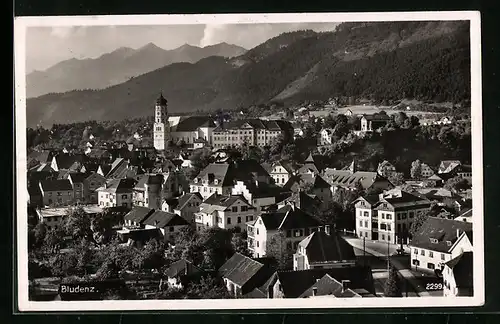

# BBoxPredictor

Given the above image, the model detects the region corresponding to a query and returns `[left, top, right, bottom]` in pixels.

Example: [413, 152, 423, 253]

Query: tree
[185, 276, 232, 299]
[32, 222, 47, 249]
[384, 265, 402, 297]
[266, 231, 294, 270]
[409, 210, 430, 238]
[140, 239, 167, 273]
[91, 208, 119, 244]
[63, 206, 93, 242]
[231, 230, 250, 257]
[388, 172, 405, 186]
[43, 227, 66, 253]
[444, 176, 470, 193]
[410, 160, 422, 179]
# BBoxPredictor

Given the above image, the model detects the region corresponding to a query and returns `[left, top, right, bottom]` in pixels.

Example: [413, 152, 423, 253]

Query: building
[172, 192, 203, 223]
[176, 153, 192, 169]
[262, 266, 375, 298]
[269, 160, 295, 186]
[212, 119, 293, 148]
[293, 227, 357, 271]
[454, 208, 473, 224]
[359, 113, 391, 132]
[190, 159, 271, 200]
[218, 252, 276, 297]
[420, 163, 435, 178]
[169, 116, 217, 148]
[165, 259, 203, 289]
[36, 205, 103, 230]
[97, 178, 136, 208]
[354, 190, 432, 244]
[194, 193, 256, 231]
[277, 191, 322, 216]
[39, 179, 74, 206]
[142, 209, 190, 243]
[153, 93, 171, 151]
[318, 128, 334, 146]
[438, 160, 462, 175]
[123, 206, 156, 228]
[296, 153, 325, 175]
[323, 168, 394, 193]
[231, 180, 288, 212]
[83, 172, 107, 204]
[377, 160, 397, 178]
[442, 251, 473, 297]
[409, 217, 473, 273]
[132, 174, 164, 209]
[247, 203, 322, 258]
[67, 173, 87, 203]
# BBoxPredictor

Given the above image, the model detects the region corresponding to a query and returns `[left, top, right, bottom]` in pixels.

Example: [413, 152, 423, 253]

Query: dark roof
[192, 159, 270, 187]
[123, 206, 155, 224]
[353, 194, 380, 206]
[54, 153, 86, 170]
[445, 252, 473, 289]
[173, 116, 216, 132]
[213, 119, 292, 132]
[275, 266, 374, 298]
[299, 231, 357, 264]
[98, 178, 137, 193]
[438, 160, 461, 174]
[156, 93, 167, 105]
[165, 259, 202, 279]
[375, 191, 432, 210]
[176, 192, 203, 210]
[29, 150, 57, 164]
[281, 191, 321, 210]
[143, 210, 190, 228]
[201, 194, 250, 210]
[302, 274, 361, 298]
[361, 112, 391, 121]
[106, 158, 130, 179]
[258, 204, 321, 231]
[409, 217, 473, 253]
[68, 172, 88, 184]
[323, 169, 393, 190]
[133, 174, 164, 190]
[39, 179, 73, 192]
[118, 228, 162, 245]
[239, 180, 288, 199]
[218, 253, 275, 293]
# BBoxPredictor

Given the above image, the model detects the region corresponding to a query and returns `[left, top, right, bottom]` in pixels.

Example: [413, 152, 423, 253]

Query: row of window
[101, 193, 129, 199]
[413, 248, 447, 260]
[412, 259, 437, 270]
[46, 191, 72, 196]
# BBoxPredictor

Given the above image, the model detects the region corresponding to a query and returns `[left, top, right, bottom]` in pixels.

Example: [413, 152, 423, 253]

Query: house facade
[359, 113, 391, 132]
[269, 161, 295, 186]
[83, 172, 107, 204]
[142, 210, 190, 243]
[442, 251, 473, 297]
[97, 178, 136, 208]
[318, 128, 333, 146]
[247, 203, 322, 258]
[194, 194, 255, 231]
[173, 192, 203, 223]
[39, 179, 74, 206]
[409, 217, 473, 273]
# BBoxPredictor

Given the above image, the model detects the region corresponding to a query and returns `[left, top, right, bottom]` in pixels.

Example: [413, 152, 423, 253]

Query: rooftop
[37, 205, 103, 218]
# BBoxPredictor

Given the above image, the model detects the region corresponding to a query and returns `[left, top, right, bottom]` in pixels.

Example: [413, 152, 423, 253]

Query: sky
[26, 23, 339, 73]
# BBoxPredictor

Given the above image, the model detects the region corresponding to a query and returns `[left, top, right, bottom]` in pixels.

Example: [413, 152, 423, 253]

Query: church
[153, 93, 217, 151]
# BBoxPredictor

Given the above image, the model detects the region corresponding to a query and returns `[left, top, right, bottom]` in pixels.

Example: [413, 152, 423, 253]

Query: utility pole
[363, 236, 366, 266]
[387, 240, 390, 272]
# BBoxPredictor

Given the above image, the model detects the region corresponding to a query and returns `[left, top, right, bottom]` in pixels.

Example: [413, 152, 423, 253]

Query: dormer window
[214, 179, 219, 185]
[194, 178, 198, 183]
[446, 241, 452, 246]
[430, 238, 438, 244]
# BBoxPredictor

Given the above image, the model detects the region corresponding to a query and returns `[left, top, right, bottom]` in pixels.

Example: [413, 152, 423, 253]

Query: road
[346, 237, 431, 297]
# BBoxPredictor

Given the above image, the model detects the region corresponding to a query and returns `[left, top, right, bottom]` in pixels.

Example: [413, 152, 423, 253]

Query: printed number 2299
[426, 283, 443, 290]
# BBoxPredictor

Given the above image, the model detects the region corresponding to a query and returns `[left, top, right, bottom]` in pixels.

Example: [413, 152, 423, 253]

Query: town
[26, 93, 473, 300]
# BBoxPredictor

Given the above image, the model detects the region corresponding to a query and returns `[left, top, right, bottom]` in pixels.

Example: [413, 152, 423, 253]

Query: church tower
[153, 93, 170, 151]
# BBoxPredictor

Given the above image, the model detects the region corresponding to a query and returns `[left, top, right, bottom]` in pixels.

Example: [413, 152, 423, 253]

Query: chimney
[341, 280, 351, 293]
[325, 225, 331, 235]
[456, 228, 461, 239]
[312, 287, 318, 296]
[255, 180, 259, 187]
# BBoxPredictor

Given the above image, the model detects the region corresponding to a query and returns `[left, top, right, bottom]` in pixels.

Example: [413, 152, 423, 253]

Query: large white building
[153, 93, 170, 151]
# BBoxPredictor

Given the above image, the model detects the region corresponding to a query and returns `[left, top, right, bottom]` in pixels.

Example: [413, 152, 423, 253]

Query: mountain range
[26, 42, 247, 98]
[26, 21, 471, 128]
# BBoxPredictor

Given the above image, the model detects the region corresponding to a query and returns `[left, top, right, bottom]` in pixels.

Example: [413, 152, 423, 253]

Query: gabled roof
[106, 158, 130, 179]
[427, 174, 444, 181]
[374, 191, 431, 210]
[53, 153, 86, 170]
[409, 217, 473, 253]
[97, 178, 137, 193]
[299, 231, 357, 264]
[172, 116, 216, 132]
[445, 251, 473, 289]
[39, 179, 73, 192]
[68, 172, 88, 184]
[323, 169, 392, 190]
[200, 194, 250, 214]
[274, 266, 374, 298]
[302, 274, 362, 298]
[283, 174, 330, 191]
[165, 259, 202, 279]
[361, 112, 391, 121]
[176, 192, 203, 211]
[29, 150, 57, 164]
[218, 253, 274, 290]
[353, 194, 380, 206]
[133, 174, 164, 190]
[237, 180, 288, 199]
[272, 160, 294, 174]
[377, 160, 395, 170]
[123, 206, 155, 224]
[438, 160, 462, 174]
[213, 119, 292, 132]
[192, 159, 270, 187]
[258, 204, 321, 231]
[143, 210, 190, 228]
[281, 191, 322, 210]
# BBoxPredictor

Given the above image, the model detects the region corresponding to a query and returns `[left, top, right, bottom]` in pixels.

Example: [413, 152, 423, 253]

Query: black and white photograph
[14, 12, 483, 311]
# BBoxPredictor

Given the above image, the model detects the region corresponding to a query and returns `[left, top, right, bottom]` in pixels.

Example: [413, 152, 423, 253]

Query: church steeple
[153, 92, 170, 151]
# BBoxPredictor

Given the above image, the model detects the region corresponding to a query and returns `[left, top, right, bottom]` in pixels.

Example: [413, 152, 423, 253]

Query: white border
[14, 11, 483, 312]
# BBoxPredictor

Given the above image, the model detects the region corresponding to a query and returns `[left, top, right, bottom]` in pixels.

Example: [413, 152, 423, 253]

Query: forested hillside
[26, 21, 471, 128]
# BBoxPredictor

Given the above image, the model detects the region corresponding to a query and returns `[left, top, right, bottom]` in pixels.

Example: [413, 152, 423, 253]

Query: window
[429, 251, 434, 258]
[364, 232, 368, 237]
[246, 216, 253, 222]
[381, 234, 385, 240]
[122, 202, 127, 207]
[241, 206, 248, 212]
[237, 217, 241, 224]
[427, 263, 435, 270]
[414, 248, 418, 254]
[381, 214, 385, 219]
[121, 194, 127, 199]
[387, 224, 391, 231]
[387, 235, 391, 242]
[359, 220, 363, 227]
[364, 221, 368, 228]
[441, 253, 445, 261]
[421, 249, 425, 256]
[363, 211, 369, 217]
[256, 241, 259, 247]
[256, 228, 259, 235]
[397, 213, 401, 220]
[232, 206, 238, 212]
[386, 214, 392, 220]
[380, 223, 386, 230]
